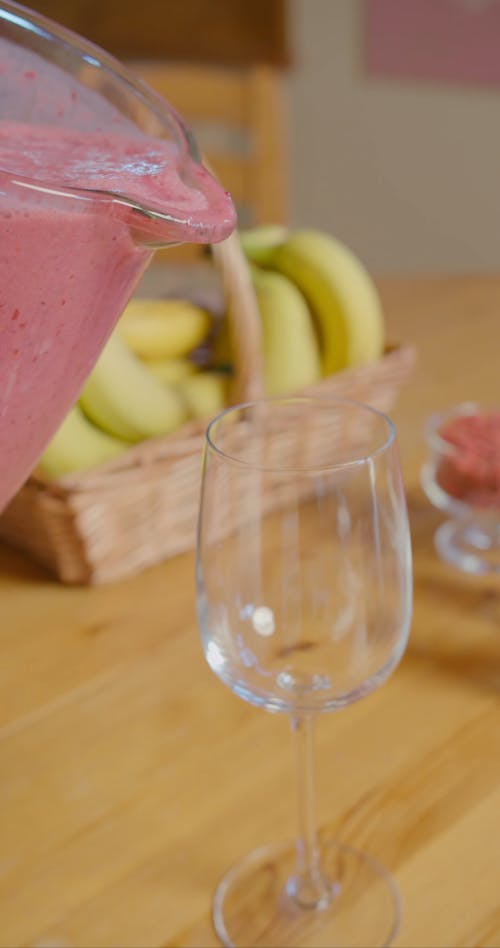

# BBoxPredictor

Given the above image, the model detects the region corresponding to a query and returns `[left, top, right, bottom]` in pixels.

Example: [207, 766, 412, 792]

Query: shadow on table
[0, 540, 53, 586]
[407, 636, 500, 696]
[406, 487, 500, 696]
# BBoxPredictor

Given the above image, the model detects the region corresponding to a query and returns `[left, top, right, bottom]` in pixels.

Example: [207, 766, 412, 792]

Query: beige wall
[286, 0, 500, 274]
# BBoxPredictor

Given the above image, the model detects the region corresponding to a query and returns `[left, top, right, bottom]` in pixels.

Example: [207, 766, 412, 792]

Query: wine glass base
[435, 519, 500, 575]
[213, 839, 401, 948]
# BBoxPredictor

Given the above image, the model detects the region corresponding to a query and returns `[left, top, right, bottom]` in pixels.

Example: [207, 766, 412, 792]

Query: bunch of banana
[240, 225, 385, 380]
[118, 298, 211, 360]
[37, 228, 385, 480]
[116, 297, 229, 420]
[36, 405, 129, 479]
[37, 296, 228, 478]
[79, 330, 188, 442]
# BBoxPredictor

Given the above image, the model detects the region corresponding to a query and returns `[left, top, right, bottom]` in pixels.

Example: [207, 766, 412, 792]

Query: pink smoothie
[0, 122, 235, 508]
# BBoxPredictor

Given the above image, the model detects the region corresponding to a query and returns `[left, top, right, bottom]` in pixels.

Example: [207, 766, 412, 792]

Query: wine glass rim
[205, 395, 396, 473]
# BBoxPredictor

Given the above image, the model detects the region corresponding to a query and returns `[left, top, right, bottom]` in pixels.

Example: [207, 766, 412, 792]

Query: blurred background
[29, 0, 500, 274]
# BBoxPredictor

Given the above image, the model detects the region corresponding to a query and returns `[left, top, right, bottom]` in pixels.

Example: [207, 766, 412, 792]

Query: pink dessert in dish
[436, 410, 500, 509]
[422, 403, 500, 574]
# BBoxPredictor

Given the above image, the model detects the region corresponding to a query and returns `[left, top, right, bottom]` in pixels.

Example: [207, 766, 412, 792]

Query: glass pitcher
[0, 0, 236, 508]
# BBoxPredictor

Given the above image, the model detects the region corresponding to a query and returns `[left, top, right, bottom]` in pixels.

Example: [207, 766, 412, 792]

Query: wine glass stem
[289, 713, 333, 909]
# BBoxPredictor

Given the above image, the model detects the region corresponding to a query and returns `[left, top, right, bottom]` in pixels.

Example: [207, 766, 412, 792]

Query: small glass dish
[421, 402, 500, 575]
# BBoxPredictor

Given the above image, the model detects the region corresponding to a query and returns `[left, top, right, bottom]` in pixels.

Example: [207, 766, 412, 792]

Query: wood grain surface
[0, 275, 499, 947]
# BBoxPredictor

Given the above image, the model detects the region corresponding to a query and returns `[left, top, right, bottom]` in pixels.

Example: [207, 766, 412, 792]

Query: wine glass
[196, 396, 413, 948]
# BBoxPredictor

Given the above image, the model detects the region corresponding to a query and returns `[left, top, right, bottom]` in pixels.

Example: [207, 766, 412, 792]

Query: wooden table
[1, 276, 499, 948]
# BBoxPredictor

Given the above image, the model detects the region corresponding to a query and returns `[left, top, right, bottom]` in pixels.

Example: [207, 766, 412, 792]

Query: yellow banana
[239, 224, 289, 265]
[264, 230, 385, 375]
[118, 297, 211, 359]
[36, 406, 128, 478]
[251, 266, 321, 396]
[143, 357, 198, 384]
[176, 372, 229, 420]
[79, 331, 187, 442]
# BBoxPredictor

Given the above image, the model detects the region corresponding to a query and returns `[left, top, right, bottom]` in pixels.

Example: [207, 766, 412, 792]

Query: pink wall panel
[366, 0, 500, 87]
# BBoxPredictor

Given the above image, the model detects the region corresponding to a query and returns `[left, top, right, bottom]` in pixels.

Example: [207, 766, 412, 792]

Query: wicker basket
[0, 233, 417, 584]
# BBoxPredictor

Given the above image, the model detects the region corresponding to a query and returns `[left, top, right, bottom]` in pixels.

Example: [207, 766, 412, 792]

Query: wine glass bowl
[196, 397, 413, 947]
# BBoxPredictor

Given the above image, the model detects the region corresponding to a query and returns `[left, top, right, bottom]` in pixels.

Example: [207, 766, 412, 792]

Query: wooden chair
[131, 61, 288, 255]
